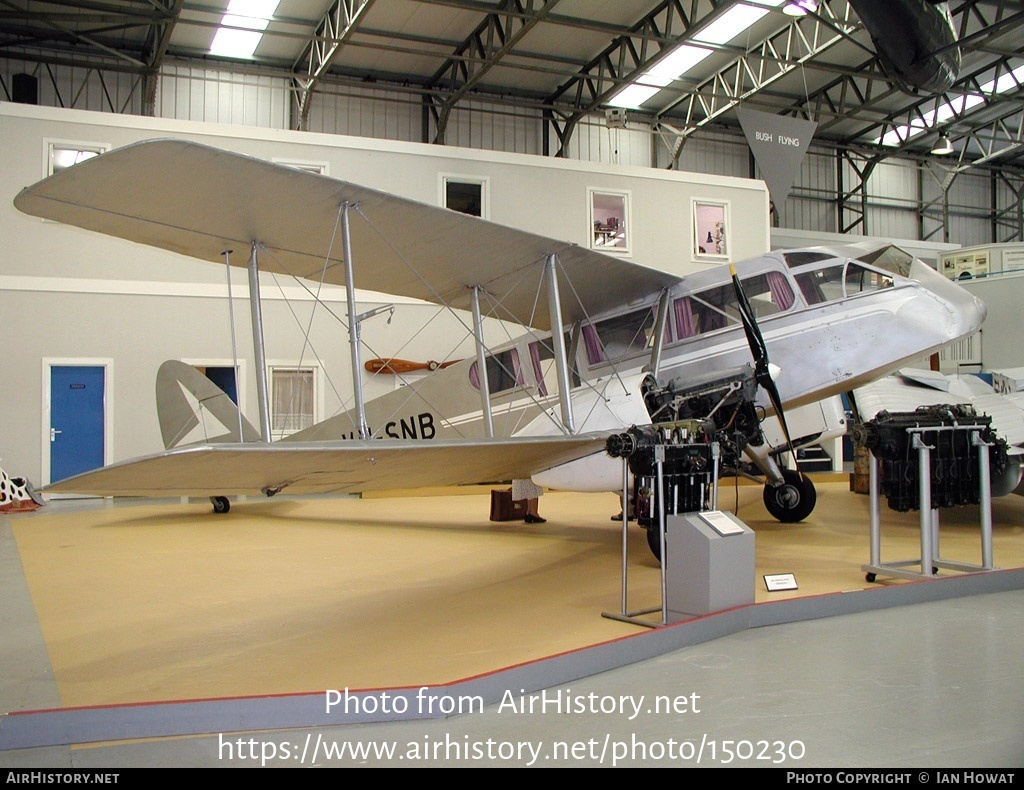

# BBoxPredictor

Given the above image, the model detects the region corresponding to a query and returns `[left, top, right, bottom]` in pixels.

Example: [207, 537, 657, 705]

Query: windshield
[854, 245, 915, 277]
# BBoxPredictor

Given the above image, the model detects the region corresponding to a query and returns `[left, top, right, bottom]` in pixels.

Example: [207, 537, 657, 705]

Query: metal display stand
[862, 425, 997, 583]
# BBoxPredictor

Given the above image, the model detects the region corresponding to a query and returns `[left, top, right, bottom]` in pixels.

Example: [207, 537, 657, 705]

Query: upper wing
[14, 139, 679, 330]
[42, 434, 609, 498]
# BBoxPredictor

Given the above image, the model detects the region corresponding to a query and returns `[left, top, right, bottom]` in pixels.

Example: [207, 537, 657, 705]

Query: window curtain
[673, 297, 696, 339]
[582, 325, 604, 364]
[272, 369, 314, 432]
[765, 271, 795, 311]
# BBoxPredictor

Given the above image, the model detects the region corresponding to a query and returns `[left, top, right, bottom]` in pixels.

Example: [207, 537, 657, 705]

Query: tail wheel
[763, 469, 816, 522]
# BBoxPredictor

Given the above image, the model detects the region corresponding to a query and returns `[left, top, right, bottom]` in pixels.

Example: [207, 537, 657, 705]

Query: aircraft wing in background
[853, 368, 1024, 450]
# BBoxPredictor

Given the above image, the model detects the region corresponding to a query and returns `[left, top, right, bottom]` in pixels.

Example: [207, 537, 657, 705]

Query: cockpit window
[796, 262, 894, 305]
[674, 272, 794, 340]
[854, 245, 915, 277]
[583, 306, 657, 365]
[845, 262, 894, 295]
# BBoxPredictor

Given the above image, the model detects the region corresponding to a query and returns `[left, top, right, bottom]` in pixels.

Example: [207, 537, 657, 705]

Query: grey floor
[2, 503, 1023, 768]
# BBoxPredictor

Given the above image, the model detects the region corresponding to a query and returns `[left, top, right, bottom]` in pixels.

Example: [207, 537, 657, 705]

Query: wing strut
[649, 289, 671, 378]
[247, 242, 272, 442]
[545, 254, 575, 434]
[341, 202, 370, 440]
[470, 285, 495, 438]
[222, 249, 246, 444]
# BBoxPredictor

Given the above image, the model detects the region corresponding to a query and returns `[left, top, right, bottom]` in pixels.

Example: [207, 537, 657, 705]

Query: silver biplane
[15, 139, 987, 537]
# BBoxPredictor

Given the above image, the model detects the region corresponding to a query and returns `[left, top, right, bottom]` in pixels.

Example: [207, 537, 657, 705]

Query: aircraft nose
[945, 284, 987, 339]
[908, 260, 987, 341]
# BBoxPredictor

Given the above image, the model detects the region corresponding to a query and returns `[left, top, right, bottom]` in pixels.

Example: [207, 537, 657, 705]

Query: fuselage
[288, 242, 987, 460]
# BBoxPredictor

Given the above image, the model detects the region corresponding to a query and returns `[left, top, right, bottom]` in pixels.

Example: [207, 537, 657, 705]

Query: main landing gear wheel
[210, 496, 230, 514]
[646, 527, 663, 561]
[763, 469, 816, 523]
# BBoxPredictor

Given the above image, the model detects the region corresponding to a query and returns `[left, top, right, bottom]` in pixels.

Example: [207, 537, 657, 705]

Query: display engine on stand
[606, 369, 765, 558]
[852, 404, 1013, 582]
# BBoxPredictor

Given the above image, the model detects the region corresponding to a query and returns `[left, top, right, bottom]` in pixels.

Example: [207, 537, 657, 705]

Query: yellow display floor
[9, 480, 1024, 711]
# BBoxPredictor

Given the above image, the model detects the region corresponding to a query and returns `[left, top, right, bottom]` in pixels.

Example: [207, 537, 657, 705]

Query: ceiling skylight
[876, 63, 1024, 147]
[607, 1, 786, 110]
[210, 0, 280, 59]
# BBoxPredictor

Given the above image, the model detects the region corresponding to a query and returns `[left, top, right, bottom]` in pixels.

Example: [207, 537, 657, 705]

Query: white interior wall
[303, 84, 421, 143]
[566, 119, 653, 168]
[958, 272, 1024, 371]
[0, 102, 769, 483]
[157, 66, 290, 130]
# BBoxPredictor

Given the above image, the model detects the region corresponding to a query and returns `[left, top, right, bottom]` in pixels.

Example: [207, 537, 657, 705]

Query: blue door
[50, 365, 105, 483]
[203, 366, 238, 404]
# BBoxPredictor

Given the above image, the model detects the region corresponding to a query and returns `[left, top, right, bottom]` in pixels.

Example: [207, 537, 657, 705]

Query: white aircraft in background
[851, 367, 1024, 498]
[15, 139, 987, 544]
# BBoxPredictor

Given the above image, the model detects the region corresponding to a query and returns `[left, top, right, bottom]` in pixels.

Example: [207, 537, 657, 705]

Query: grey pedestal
[665, 511, 755, 622]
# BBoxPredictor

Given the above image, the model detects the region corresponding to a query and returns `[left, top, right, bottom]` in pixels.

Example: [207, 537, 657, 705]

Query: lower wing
[43, 435, 609, 498]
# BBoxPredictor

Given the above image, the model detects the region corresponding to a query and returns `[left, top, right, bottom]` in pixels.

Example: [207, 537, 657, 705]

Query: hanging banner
[736, 107, 817, 205]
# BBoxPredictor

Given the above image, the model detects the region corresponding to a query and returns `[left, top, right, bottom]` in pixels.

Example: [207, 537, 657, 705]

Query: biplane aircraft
[14, 139, 987, 537]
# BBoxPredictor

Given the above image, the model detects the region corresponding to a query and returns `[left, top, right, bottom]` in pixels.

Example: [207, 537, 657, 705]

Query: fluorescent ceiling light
[608, 44, 714, 107]
[210, 0, 279, 59]
[695, 4, 771, 45]
[606, 0, 785, 109]
[608, 83, 662, 109]
[644, 45, 715, 84]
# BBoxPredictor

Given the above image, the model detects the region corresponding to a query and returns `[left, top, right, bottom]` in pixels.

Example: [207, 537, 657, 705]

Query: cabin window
[674, 272, 794, 339]
[589, 188, 631, 254]
[693, 199, 729, 259]
[782, 251, 834, 268]
[441, 175, 488, 218]
[469, 348, 522, 394]
[271, 367, 315, 438]
[583, 306, 656, 365]
[796, 262, 893, 305]
[46, 140, 108, 176]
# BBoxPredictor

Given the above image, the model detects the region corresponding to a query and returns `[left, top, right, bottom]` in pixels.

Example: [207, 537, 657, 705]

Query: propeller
[729, 264, 804, 479]
[365, 358, 461, 374]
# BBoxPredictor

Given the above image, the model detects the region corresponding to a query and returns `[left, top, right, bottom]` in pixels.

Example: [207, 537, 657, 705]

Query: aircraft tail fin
[156, 360, 261, 449]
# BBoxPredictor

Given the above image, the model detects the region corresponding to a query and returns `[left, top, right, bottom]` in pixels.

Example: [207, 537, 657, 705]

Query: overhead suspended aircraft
[847, 0, 961, 95]
[14, 139, 987, 540]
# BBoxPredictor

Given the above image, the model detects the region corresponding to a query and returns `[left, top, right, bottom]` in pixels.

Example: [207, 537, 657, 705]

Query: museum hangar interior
[1, 0, 1023, 768]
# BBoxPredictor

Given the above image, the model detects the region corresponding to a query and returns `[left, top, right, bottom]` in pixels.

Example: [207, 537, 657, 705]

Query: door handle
[50, 428, 62, 442]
